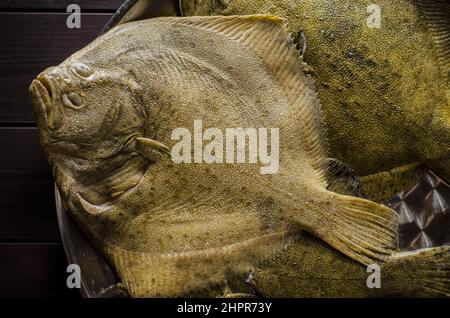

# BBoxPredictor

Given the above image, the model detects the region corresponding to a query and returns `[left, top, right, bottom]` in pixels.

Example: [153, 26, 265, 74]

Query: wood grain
[0, 2, 118, 298]
[0, 243, 80, 297]
[0, 12, 112, 123]
[0, 127, 58, 241]
[0, 1, 123, 11]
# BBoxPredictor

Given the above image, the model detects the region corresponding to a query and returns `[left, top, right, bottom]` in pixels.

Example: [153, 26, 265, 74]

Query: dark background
[0, 0, 124, 298]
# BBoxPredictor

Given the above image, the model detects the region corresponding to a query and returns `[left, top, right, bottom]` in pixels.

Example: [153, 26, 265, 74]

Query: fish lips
[30, 78, 48, 115]
[30, 76, 64, 132]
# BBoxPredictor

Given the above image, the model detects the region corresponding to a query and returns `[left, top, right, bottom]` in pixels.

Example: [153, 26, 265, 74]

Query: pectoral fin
[135, 137, 171, 162]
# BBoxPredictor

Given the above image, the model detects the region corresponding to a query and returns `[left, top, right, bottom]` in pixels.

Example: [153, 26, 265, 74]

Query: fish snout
[37, 68, 61, 98]
[29, 79, 47, 121]
[31, 71, 65, 130]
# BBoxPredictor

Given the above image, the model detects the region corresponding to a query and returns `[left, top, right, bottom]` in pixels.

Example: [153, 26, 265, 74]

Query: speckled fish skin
[176, 235, 450, 298]
[29, 16, 398, 297]
[248, 233, 450, 298]
[182, 0, 450, 199]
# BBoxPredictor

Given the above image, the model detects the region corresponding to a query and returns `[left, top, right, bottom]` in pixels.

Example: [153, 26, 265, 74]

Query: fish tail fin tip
[391, 247, 450, 297]
[321, 194, 399, 266]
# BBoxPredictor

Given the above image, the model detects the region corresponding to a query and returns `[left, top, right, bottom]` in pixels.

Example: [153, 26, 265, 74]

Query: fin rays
[164, 15, 330, 186]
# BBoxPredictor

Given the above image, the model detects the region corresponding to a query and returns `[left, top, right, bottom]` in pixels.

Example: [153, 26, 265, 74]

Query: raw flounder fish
[247, 233, 450, 298]
[29, 16, 398, 297]
[182, 0, 450, 201]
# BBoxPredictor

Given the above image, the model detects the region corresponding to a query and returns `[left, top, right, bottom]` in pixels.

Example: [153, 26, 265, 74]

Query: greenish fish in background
[248, 232, 450, 298]
[181, 0, 450, 202]
[29, 15, 400, 297]
[183, 232, 450, 298]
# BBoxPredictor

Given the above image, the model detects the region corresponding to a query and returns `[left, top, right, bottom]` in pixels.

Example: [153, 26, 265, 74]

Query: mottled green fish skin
[249, 233, 450, 298]
[182, 0, 450, 194]
[29, 16, 399, 297]
[182, 232, 450, 298]
[358, 163, 424, 203]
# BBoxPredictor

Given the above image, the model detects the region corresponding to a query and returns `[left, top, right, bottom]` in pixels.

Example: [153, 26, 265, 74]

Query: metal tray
[56, 0, 450, 297]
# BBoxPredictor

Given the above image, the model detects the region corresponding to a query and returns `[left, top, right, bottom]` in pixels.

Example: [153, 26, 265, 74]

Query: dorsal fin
[417, 0, 450, 101]
[164, 15, 330, 185]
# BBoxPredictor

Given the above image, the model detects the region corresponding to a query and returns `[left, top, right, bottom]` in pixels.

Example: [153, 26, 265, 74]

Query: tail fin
[318, 194, 399, 266]
[387, 247, 450, 297]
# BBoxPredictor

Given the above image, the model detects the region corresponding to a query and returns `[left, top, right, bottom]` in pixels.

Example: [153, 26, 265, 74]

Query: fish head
[30, 59, 145, 155]
[29, 56, 147, 208]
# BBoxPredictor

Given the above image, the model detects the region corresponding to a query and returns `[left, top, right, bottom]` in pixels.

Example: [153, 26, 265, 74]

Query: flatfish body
[29, 16, 397, 297]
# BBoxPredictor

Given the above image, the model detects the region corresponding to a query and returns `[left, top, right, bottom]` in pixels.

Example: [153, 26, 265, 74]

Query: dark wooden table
[0, 0, 124, 298]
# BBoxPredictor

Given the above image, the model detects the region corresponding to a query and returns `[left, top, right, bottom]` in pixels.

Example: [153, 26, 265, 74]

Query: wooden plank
[0, 127, 58, 241]
[0, 243, 80, 297]
[0, 0, 123, 11]
[0, 12, 112, 123]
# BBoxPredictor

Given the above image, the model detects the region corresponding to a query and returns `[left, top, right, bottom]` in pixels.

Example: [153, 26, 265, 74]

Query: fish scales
[182, 0, 450, 202]
[30, 16, 398, 297]
[250, 233, 450, 298]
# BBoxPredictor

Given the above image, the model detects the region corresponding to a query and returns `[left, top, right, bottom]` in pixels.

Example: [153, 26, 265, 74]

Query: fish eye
[72, 62, 93, 78]
[68, 92, 82, 106]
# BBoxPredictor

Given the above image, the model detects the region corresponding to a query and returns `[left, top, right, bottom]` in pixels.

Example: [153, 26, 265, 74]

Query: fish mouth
[30, 75, 65, 130]
[30, 78, 52, 120]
